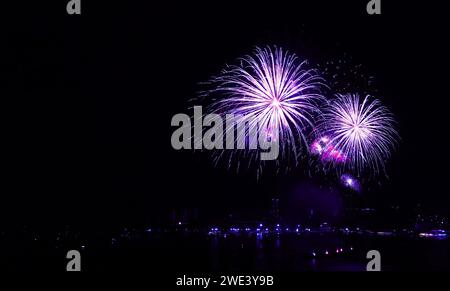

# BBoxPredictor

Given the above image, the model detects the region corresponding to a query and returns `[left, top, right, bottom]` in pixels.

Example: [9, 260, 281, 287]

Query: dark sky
[5, 1, 449, 230]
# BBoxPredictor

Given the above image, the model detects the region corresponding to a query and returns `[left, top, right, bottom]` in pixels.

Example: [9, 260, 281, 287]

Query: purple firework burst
[204, 46, 325, 170]
[320, 93, 398, 175]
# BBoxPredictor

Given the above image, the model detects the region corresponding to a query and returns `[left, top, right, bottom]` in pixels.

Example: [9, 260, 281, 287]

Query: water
[84, 232, 450, 272]
[2, 232, 449, 271]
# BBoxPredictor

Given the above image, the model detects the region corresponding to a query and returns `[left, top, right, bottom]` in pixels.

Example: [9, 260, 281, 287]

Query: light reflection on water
[205, 233, 449, 271]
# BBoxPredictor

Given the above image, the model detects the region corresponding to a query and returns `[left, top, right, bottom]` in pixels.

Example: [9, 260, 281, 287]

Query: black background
[4, 0, 449, 233]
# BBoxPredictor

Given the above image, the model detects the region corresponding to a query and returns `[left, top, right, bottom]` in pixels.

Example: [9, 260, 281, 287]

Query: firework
[320, 93, 398, 175]
[310, 136, 346, 163]
[203, 46, 325, 171]
[340, 173, 361, 192]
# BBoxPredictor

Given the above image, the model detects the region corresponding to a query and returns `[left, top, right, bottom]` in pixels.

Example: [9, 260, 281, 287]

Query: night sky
[5, 1, 449, 231]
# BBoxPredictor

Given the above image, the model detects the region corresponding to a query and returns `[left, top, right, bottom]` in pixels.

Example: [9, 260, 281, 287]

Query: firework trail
[202, 46, 326, 173]
[319, 93, 398, 176]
